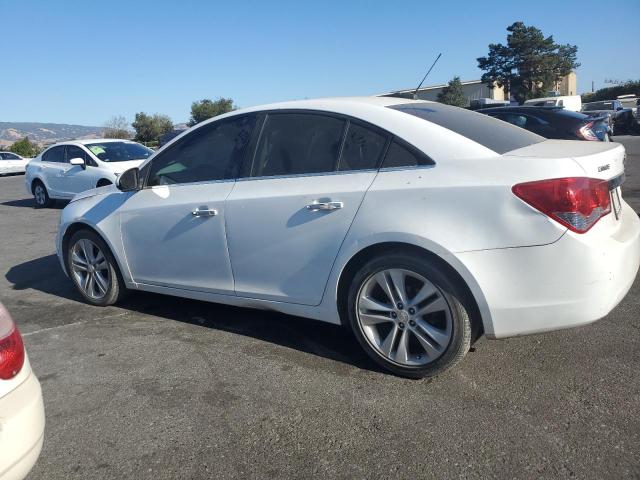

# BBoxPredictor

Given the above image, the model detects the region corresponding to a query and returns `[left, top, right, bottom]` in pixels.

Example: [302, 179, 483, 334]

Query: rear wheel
[346, 253, 471, 379]
[96, 178, 112, 188]
[32, 181, 52, 208]
[67, 230, 126, 306]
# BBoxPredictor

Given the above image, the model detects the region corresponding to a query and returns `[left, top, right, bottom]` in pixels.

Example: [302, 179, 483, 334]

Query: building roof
[379, 79, 486, 97]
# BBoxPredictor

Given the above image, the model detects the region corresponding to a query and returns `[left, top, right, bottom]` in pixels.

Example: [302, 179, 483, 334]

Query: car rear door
[119, 114, 257, 294]
[225, 113, 388, 305]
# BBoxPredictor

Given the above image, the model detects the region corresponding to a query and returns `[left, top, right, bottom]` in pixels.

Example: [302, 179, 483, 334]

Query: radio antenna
[413, 53, 442, 99]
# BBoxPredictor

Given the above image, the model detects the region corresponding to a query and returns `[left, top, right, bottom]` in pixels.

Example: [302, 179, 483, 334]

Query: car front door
[57, 145, 96, 195]
[225, 113, 388, 305]
[119, 115, 257, 293]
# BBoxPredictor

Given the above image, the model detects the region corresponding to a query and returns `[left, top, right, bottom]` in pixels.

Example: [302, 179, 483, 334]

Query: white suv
[25, 139, 153, 207]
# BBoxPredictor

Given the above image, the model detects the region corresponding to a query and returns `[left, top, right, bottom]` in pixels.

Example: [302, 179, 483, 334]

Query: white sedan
[25, 139, 153, 207]
[55, 97, 640, 378]
[0, 303, 45, 480]
[0, 152, 31, 176]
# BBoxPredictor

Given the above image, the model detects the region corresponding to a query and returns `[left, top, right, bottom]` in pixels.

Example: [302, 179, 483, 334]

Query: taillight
[577, 121, 599, 141]
[0, 304, 25, 380]
[512, 177, 611, 233]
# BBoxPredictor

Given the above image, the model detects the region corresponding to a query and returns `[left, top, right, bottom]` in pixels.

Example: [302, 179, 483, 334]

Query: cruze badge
[598, 164, 610, 172]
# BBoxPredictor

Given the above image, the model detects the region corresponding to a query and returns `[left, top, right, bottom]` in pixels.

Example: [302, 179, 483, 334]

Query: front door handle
[306, 201, 344, 211]
[192, 208, 218, 217]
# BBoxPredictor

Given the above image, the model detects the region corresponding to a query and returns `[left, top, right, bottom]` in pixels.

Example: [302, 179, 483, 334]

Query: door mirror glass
[69, 157, 86, 168]
[117, 167, 141, 192]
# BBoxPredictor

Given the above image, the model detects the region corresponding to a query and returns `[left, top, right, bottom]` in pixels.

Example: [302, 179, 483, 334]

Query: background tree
[582, 79, 640, 103]
[477, 22, 580, 104]
[189, 98, 235, 126]
[437, 77, 467, 107]
[103, 115, 132, 139]
[9, 137, 40, 157]
[131, 112, 173, 143]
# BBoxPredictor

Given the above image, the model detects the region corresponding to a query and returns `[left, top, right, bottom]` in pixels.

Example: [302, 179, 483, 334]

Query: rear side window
[252, 113, 345, 177]
[338, 122, 387, 171]
[382, 140, 433, 169]
[147, 115, 256, 186]
[389, 103, 544, 154]
[42, 146, 65, 163]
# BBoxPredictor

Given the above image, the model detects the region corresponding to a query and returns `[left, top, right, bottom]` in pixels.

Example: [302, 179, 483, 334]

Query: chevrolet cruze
[55, 97, 640, 378]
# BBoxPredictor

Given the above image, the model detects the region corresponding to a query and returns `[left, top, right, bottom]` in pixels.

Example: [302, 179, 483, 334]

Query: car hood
[70, 184, 118, 203]
[105, 159, 145, 174]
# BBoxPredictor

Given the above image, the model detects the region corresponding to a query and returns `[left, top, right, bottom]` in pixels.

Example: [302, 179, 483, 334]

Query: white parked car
[0, 152, 31, 176]
[523, 95, 582, 112]
[0, 303, 45, 480]
[25, 139, 153, 207]
[56, 97, 640, 378]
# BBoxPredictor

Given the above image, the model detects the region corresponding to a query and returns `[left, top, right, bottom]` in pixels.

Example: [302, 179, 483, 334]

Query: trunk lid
[505, 139, 625, 181]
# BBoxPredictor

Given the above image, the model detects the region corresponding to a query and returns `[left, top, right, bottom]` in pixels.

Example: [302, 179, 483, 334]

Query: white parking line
[22, 312, 127, 337]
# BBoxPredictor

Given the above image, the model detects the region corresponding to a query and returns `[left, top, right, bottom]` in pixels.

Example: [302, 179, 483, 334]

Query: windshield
[583, 102, 614, 111]
[389, 102, 544, 154]
[85, 141, 153, 162]
[619, 99, 638, 108]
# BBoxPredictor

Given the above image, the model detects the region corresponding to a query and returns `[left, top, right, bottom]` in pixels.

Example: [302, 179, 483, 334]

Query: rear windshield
[583, 102, 614, 111]
[389, 102, 545, 154]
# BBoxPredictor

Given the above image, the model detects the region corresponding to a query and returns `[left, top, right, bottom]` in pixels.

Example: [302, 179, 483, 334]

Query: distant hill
[0, 122, 103, 147]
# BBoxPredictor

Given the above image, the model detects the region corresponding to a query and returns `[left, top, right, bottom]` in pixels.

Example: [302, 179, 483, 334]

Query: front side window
[389, 102, 544, 154]
[42, 146, 65, 163]
[65, 145, 90, 163]
[251, 113, 345, 177]
[147, 115, 256, 186]
[85, 141, 153, 163]
[338, 122, 388, 171]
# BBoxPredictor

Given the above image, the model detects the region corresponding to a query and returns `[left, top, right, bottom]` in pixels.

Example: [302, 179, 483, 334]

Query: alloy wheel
[356, 268, 453, 366]
[34, 185, 46, 206]
[70, 239, 111, 300]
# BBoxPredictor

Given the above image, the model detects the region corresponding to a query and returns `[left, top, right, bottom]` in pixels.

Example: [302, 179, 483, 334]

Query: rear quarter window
[389, 103, 544, 154]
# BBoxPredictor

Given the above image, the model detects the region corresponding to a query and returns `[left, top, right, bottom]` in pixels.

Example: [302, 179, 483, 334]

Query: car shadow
[1, 199, 68, 209]
[5, 254, 381, 374]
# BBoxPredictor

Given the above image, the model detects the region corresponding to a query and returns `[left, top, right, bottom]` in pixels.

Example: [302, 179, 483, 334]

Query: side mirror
[69, 157, 86, 169]
[616, 106, 624, 111]
[117, 167, 141, 192]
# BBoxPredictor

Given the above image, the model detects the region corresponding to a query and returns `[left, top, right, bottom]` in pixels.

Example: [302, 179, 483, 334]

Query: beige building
[381, 73, 576, 106]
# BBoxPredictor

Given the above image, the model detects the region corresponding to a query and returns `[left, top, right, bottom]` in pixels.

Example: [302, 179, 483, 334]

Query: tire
[66, 229, 126, 306]
[96, 179, 112, 188]
[32, 180, 53, 208]
[346, 252, 472, 379]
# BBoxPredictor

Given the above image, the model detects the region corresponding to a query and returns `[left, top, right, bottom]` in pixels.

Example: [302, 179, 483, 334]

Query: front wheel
[67, 230, 126, 306]
[346, 253, 472, 379]
[32, 181, 53, 208]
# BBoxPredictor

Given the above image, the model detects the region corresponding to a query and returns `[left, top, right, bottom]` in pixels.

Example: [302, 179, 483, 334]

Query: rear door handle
[306, 201, 343, 211]
[192, 208, 218, 217]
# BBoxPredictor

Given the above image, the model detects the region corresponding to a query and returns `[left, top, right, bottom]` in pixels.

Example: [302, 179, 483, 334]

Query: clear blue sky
[2, 0, 638, 126]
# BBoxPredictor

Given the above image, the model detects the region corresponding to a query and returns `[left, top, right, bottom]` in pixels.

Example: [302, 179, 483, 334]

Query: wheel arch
[61, 221, 129, 285]
[96, 178, 113, 188]
[336, 241, 487, 343]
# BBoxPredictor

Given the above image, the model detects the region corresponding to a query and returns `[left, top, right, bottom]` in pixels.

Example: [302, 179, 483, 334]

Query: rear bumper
[0, 372, 45, 480]
[458, 202, 640, 339]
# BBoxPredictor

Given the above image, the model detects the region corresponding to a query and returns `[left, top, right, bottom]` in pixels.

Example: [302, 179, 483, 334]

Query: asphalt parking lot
[1, 137, 639, 479]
